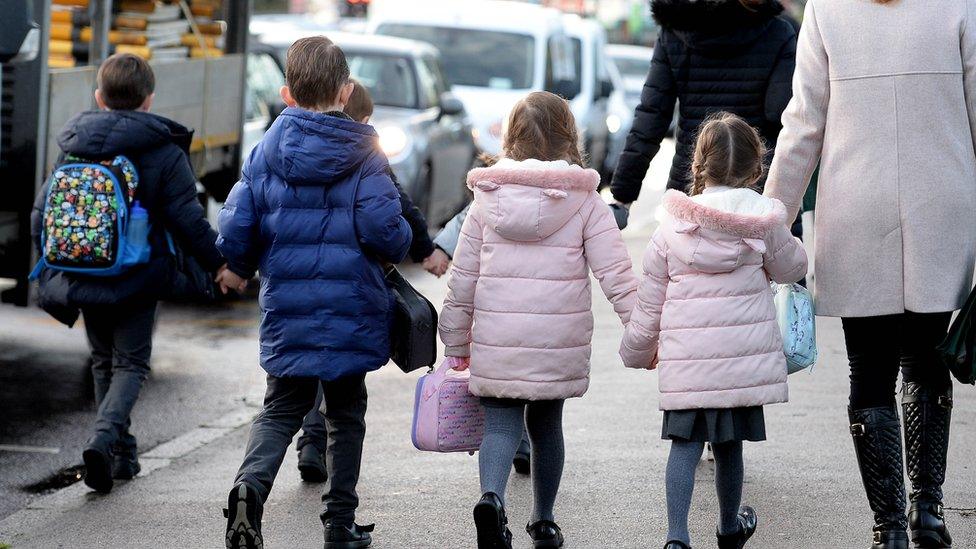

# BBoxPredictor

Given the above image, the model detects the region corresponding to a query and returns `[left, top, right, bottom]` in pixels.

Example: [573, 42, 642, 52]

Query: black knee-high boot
[902, 382, 953, 548]
[849, 406, 909, 549]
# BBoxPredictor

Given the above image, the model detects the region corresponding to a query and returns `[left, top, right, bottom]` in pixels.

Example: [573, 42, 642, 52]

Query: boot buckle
[938, 395, 953, 408]
[850, 423, 867, 437]
[873, 530, 882, 544]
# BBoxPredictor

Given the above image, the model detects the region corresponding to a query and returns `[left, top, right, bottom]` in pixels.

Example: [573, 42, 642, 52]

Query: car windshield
[610, 55, 650, 80]
[346, 53, 418, 109]
[378, 24, 535, 89]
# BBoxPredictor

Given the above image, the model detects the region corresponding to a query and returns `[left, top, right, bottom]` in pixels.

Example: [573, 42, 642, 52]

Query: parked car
[603, 43, 675, 180]
[257, 31, 475, 225]
[243, 44, 286, 161]
[563, 15, 615, 180]
[370, 0, 578, 156]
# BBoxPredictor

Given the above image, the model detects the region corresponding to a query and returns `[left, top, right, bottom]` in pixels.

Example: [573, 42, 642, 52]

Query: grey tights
[479, 399, 564, 522]
[665, 440, 744, 545]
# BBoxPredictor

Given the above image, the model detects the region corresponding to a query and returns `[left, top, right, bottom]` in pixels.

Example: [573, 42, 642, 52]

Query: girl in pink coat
[619, 113, 807, 549]
[439, 92, 638, 549]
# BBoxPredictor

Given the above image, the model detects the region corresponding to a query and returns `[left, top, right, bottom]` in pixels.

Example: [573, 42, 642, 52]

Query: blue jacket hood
[261, 107, 379, 187]
[57, 110, 193, 158]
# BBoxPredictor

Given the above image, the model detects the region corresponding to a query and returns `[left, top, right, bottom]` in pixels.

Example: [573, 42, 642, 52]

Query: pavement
[1, 142, 975, 548]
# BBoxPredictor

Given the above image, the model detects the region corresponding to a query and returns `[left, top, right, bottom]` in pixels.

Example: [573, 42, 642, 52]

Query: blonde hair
[689, 112, 766, 196]
[487, 91, 584, 167]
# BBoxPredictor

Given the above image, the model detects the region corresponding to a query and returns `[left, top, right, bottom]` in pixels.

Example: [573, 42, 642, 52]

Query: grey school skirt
[662, 406, 766, 443]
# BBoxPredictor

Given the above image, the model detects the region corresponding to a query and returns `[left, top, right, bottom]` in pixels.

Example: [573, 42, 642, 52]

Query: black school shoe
[663, 541, 692, 549]
[716, 506, 758, 549]
[474, 492, 513, 549]
[82, 443, 114, 493]
[526, 520, 564, 548]
[112, 452, 141, 480]
[298, 445, 328, 483]
[323, 522, 374, 548]
[224, 482, 264, 549]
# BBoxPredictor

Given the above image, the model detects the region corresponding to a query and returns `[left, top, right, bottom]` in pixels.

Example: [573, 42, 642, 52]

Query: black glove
[609, 202, 630, 230]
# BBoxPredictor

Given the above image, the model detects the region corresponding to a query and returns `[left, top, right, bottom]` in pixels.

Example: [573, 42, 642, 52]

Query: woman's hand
[448, 356, 470, 371]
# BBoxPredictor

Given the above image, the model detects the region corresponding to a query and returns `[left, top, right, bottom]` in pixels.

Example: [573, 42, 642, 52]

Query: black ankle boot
[849, 406, 909, 549]
[716, 506, 757, 549]
[323, 522, 374, 549]
[902, 383, 953, 548]
[111, 452, 141, 480]
[298, 444, 328, 483]
[82, 437, 114, 493]
[473, 492, 513, 549]
[526, 520, 564, 548]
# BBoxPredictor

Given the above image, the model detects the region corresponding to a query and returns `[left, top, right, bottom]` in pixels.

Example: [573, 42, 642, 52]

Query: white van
[370, 0, 577, 155]
[562, 15, 615, 180]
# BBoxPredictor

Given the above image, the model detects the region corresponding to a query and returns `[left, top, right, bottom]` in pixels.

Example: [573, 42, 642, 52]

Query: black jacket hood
[57, 110, 193, 159]
[652, 0, 785, 52]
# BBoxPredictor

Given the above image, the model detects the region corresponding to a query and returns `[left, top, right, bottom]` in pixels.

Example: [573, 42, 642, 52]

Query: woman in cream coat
[765, 1, 976, 548]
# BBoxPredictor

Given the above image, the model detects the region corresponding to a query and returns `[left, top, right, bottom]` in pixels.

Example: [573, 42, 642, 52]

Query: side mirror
[439, 93, 465, 117]
[599, 79, 614, 100]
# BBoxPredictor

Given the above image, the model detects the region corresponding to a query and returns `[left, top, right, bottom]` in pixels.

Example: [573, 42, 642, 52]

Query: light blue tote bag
[772, 283, 818, 374]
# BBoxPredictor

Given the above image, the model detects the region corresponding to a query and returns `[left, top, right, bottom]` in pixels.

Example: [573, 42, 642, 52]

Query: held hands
[422, 248, 451, 277]
[215, 264, 248, 295]
[447, 356, 470, 371]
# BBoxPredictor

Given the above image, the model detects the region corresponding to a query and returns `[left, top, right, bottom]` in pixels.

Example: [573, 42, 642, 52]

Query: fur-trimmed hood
[661, 188, 787, 273]
[467, 159, 600, 242]
[652, 0, 786, 52]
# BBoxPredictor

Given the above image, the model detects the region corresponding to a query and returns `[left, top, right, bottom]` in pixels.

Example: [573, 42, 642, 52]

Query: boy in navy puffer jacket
[218, 36, 411, 549]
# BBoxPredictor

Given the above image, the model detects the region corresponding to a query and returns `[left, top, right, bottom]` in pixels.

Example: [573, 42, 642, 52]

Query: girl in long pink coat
[619, 113, 807, 549]
[439, 92, 638, 549]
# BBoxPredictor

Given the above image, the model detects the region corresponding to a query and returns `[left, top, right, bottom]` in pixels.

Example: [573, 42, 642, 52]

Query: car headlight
[606, 114, 622, 134]
[378, 126, 410, 157]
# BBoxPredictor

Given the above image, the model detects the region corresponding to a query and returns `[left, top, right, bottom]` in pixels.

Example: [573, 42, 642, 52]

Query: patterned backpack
[30, 155, 152, 278]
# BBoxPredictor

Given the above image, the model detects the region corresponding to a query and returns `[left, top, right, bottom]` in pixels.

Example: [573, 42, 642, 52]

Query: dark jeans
[235, 373, 368, 526]
[81, 302, 157, 456]
[297, 384, 328, 453]
[841, 311, 952, 410]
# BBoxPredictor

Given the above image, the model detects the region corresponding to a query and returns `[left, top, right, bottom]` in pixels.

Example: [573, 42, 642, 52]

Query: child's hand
[448, 356, 470, 371]
[422, 248, 451, 277]
[215, 265, 248, 294]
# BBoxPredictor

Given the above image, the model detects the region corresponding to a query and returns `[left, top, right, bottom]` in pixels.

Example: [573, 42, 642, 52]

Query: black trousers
[235, 373, 368, 526]
[81, 302, 157, 454]
[841, 311, 952, 410]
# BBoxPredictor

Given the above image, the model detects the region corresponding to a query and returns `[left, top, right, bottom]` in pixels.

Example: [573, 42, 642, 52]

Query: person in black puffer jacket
[30, 54, 225, 495]
[610, 0, 797, 217]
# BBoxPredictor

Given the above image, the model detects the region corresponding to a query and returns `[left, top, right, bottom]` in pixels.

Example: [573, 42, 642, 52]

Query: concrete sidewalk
[3, 258, 976, 548]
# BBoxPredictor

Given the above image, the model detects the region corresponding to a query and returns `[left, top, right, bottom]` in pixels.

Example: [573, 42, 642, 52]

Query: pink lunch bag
[412, 358, 484, 453]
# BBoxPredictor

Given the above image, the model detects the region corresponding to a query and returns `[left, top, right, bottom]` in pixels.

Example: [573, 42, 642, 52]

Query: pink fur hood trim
[662, 189, 787, 239]
[466, 159, 600, 192]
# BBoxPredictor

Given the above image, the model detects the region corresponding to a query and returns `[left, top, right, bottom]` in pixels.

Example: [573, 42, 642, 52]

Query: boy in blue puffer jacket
[218, 36, 411, 549]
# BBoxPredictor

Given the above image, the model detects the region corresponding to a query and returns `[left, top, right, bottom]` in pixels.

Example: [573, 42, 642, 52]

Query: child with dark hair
[219, 37, 411, 549]
[31, 52, 225, 494]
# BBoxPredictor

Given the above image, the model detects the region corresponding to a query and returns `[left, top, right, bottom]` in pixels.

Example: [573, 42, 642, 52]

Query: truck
[0, 0, 251, 306]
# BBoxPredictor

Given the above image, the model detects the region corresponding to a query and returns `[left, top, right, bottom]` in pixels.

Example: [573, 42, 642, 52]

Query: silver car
[258, 31, 476, 225]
